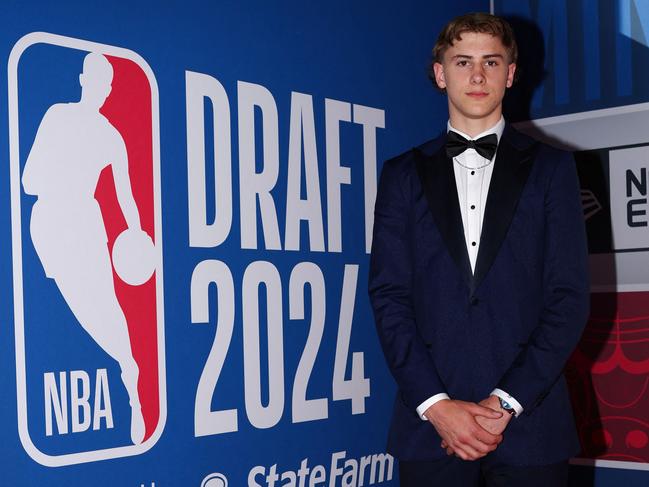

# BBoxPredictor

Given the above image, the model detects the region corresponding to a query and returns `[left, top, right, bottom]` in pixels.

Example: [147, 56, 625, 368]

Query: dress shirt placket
[465, 150, 483, 271]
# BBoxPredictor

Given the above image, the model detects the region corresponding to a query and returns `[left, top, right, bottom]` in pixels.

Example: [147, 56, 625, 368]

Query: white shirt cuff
[416, 393, 450, 420]
[491, 388, 523, 417]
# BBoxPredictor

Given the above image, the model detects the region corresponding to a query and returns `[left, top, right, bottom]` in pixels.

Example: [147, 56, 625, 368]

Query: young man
[369, 13, 589, 486]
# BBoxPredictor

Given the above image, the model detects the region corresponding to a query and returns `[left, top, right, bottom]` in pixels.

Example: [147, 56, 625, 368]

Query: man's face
[433, 32, 516, 130]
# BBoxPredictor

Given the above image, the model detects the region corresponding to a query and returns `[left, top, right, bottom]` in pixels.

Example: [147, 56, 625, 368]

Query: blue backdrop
[0, 1, 482, 486]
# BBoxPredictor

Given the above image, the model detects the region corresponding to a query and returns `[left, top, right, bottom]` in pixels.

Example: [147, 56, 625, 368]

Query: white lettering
[243, 261, 284, 428]
[342, 458, 358, 487]
[285, 92, 325, 252]
[370, 454, 394, 484]
[329, 451, 346, 487]
[44, 371, 67, 435]
[191, 260, 238, 436]
[44, 369, 114, 436]
[296, 459, 310, 487]
[238, 81, 281, 250]
[290, 262, 328, 423]
[267, 464, 280, 487]
[186, 71, 233, 248]
[358, 455, 372, 486]
[309, 465, 326, 487]
[70, 370, 91, 433]
[353, 104, 384, 253]
[332, 265, 370, 414]
[248, 466, 266, 487]
[281, 470, 297, 487]
[92, 368, 113, 430]
[325, 99, 352, 252]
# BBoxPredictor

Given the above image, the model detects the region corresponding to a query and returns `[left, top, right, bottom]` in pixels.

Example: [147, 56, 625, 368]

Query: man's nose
[471, 64, 485, 83]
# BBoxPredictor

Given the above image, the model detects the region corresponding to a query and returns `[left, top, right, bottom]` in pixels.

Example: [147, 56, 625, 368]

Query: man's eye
[457, 60, 469, 67]
[486, 60, 498, 67]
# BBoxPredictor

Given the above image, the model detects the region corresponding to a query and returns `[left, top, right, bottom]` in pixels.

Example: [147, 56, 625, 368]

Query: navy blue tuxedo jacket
[369, 125, 590, 466]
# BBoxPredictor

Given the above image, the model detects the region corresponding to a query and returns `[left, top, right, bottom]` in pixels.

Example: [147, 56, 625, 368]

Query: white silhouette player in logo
[22, 52, 156, 445]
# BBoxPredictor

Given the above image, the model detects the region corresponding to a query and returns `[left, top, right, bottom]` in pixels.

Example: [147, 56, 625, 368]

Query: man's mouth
[466, 92, 489, 98]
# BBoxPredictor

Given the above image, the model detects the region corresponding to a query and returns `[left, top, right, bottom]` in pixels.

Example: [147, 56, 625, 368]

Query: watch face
[498, 397, 515, 414]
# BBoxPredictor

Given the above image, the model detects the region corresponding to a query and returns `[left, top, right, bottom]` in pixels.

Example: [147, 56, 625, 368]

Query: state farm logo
[8, 32, 166, 466]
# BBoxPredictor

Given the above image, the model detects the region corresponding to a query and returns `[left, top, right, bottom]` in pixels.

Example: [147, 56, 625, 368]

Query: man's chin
[461, 109, 500, 121]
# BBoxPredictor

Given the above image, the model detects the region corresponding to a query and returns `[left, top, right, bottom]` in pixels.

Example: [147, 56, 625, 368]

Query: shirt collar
[447, 116, 505, 144]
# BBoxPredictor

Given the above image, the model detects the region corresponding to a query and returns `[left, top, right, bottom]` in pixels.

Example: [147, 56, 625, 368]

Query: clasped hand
[424, 395, 512, 461]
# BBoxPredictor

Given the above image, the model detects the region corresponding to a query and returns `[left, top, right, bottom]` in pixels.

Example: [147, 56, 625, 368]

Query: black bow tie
[445, 131, 498, 160]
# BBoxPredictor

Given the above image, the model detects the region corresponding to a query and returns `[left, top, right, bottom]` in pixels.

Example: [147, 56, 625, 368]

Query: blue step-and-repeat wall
[0, 0, 647, 485]
[0, 1, 481, 486]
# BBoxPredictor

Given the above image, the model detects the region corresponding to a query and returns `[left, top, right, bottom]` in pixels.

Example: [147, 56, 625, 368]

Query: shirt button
[471, 170, 475, 175]
[471, 241, 477, 246]
[470, 205, 476, 210]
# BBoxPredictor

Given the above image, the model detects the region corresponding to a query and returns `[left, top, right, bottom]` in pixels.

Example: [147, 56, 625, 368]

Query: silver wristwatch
[498, 397, 516, 416]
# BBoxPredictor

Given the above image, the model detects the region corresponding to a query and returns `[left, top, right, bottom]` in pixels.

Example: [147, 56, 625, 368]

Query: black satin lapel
[472, 137, 536, 291]
[415, 146, 472, 286]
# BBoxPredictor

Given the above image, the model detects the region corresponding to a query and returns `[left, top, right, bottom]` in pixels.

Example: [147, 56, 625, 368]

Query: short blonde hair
[432, 12, 518, 64]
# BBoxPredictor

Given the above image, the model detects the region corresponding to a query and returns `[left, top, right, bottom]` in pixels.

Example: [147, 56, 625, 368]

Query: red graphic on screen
[567, 291, 649, 463]
[95, 56, 159, 442]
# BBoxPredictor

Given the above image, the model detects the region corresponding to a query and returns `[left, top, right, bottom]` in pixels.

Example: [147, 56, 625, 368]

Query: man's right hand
[424, 399, 504, 461]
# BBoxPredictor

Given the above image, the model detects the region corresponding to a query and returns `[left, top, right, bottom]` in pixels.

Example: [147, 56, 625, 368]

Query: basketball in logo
[112, 229, 156, 286]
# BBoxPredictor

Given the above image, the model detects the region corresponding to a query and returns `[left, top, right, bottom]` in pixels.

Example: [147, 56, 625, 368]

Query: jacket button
[470, 297, 479, 306]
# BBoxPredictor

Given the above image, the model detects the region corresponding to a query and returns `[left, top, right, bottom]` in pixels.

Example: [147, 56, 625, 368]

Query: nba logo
[8, 33, 166, 466]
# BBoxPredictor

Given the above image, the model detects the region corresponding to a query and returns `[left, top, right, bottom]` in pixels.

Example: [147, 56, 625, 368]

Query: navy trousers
[399, 456, 569, 486]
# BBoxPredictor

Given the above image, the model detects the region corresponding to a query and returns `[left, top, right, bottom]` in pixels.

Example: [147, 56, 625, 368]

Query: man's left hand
[441, 395, 512, 455]
[475, 395, 512, 435]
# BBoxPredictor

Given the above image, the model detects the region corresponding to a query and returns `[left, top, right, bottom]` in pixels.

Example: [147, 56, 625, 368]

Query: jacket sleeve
[368, 154, 447, 411]
[496, 150, 590, 413]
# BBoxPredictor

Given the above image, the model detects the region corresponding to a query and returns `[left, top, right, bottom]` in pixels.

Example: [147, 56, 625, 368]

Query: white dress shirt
[415, 117, 523, 420]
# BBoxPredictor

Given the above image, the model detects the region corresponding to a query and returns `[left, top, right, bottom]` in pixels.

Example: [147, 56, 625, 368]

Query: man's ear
[506, 63, 516, 88]
[433, 62, 446, 89]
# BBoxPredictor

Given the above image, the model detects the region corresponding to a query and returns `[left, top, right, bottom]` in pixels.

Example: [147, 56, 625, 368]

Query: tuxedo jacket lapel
[415, 125, 537, 293]
[472, 125, 537, 291]
[415, 139, 473, 287]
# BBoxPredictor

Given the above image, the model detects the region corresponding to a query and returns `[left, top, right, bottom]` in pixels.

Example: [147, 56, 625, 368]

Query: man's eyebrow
[450, 53, 504, 60]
